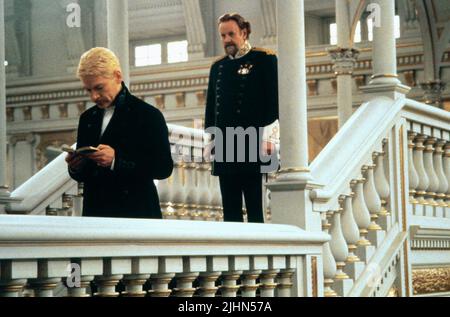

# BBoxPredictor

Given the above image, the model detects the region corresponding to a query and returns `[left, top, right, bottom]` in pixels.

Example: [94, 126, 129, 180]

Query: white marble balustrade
[406, 119, 450, 217]
[0, 215, 329, 297]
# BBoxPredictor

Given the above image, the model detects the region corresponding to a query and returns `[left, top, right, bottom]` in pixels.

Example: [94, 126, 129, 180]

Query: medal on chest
[238, 63, 253, 75]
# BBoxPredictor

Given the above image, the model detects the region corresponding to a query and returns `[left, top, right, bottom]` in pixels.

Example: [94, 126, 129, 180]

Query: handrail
[0, 215, 329, 260]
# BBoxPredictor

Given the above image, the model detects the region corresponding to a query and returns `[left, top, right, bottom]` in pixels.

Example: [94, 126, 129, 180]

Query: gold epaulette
[252, 47, 277, 56]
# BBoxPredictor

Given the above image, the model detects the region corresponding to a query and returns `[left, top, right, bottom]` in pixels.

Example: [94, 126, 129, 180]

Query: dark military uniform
[205, 47, 279, 223]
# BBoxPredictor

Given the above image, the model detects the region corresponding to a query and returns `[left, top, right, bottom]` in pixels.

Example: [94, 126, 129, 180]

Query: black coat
[69, 84, 173, 219]
[205, 48, 279, 175]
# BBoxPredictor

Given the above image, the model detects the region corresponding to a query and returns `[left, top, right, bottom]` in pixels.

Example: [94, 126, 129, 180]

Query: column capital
[419, 80, 447, 108]
[329, 48, 359, 75]
[328, 47, 360, 62]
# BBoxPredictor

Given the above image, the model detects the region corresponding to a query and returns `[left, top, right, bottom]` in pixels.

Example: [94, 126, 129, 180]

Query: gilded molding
[413, 268, 450, 295]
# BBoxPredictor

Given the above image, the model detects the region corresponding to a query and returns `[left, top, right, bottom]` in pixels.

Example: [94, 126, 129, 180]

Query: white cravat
[100, 106, 116, 170]
[101, 106, 115, 137]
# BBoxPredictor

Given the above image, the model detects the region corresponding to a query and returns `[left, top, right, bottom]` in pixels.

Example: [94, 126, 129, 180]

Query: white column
[369, 0, 401, 85]
[331, 0, 359, 127]
[329, 48, 359, 128]
[276, 0, 310, 181]
[107, 0, 130, 85]
[0, 0, 9, 196]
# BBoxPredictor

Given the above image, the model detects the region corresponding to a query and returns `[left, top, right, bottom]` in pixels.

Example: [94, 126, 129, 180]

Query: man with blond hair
[66, 47, 173, 218]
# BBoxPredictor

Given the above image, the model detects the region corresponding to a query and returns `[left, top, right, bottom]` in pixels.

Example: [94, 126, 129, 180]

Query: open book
[62, 145, 99, 155]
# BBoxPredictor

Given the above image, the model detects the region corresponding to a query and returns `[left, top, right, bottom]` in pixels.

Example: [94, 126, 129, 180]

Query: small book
[62, 145, 99, 155]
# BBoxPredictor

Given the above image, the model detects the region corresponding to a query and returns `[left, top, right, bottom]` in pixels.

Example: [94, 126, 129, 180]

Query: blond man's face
[81, 71, 123, 109]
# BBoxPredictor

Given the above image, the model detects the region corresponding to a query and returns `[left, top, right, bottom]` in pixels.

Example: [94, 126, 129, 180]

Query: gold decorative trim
[311, 256, 318, 297]
[413, 268, 450, 295]
[400, 125, 411, 296]
[371, 73, 400, 79]
[279, 167, 311, 174]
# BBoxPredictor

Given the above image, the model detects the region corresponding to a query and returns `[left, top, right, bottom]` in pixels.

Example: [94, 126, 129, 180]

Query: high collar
[228, 41, 252, 60]
[98, 82, 128, 110]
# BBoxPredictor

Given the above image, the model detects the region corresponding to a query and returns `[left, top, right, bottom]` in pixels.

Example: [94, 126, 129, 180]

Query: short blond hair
[77, 47, 122, 79]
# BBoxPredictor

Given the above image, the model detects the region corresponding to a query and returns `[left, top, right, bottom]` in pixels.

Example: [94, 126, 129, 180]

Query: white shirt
[100, 106, 116, 170]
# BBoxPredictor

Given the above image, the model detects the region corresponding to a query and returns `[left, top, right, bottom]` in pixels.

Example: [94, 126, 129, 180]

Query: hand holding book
[62, 145, 99, 155]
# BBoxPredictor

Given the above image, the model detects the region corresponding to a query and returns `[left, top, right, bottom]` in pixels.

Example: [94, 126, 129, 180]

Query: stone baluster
[64, 258, 103, 297]
[123, 257, 159, 297]
[275, 267, 295, 297]
[340, 194, 361, 263]
[241, 256, 265, 298]
[121, 275, 150, 297]
[65, 276, 94, 297]
[444, 143, 450, 209]
[28, 260, 69, 297]
[71, 183, 84, 217]
[259, 269, 279, 297]
[93, 275, 123, 297]
[351, 179, 372, 247]
[220, 256, 246, 297]
[61, 193, 74, 217]
[0, 279, 27, 297]
[94, 258, 132, 297]
[28, 279, 61, 298]
[240, 270, 261, 297]
[322, 212, 337, 297]
[407, 132, 420, 204]
[171, 162, 187, 219]
[220, 272, 242, 297]
[373, 145, 391, 216]
[423, 137, 440, 206]
[149, 257, 183, 297]
[173, 257, 206, 297]
[197, 257, 226, 297]
[157, 173, 173, 219]
[205, 171, 218, 221]
[197, 163, 212, 220]
[259, 256, 283, 297]
[149, 275, 175, 297]
[198, 272, 220, 297]
[210, 175, 223, 221]
[434, 140, 448, 208]
[183, 163, 198, 220]
[329, 202, 349, 280]
[362, 165, 382, 231]
[413, 135, 429, 205]
[329, 202, 354, 296]
[0, 261, 37, 298]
